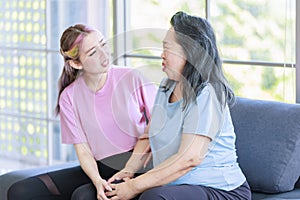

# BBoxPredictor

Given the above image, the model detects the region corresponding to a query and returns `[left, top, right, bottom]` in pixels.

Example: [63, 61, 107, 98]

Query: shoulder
[198, 83, 216, 99]
[158, 78, 173, 91]
[189, 83, 219, 110]
[194, 83, 223, 113]
[60, 82, 75, 101]
[160, 78, 169, 86]
[59, 77, 82, 104]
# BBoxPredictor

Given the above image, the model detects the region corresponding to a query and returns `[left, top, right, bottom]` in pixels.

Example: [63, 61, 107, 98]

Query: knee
[71, 184, 96, 200]
[7, 181, 29, 200]
[71, 189, 89, 200]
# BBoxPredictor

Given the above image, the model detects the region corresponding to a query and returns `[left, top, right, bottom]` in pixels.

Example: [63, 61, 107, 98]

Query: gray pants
[139, 181, 251, 200]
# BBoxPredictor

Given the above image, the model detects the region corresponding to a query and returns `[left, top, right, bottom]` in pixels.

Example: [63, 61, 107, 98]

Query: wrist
[123, 164, 137, 174]
[93, 176, 103, 186]
[129, 178, 143, 194]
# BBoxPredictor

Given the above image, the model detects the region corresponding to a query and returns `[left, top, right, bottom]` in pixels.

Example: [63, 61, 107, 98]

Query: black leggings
[8, 151, 134, 200]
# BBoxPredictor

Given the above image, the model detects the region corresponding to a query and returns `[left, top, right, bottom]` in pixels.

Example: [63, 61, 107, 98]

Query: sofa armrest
[0, 161, 79, 200]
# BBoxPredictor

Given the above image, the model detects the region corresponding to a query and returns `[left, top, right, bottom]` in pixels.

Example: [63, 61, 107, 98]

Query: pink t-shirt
[59, 66, 157, 160]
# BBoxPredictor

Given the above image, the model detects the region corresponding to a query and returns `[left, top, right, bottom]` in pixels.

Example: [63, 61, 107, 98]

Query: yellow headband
[61, 45, 79, 59]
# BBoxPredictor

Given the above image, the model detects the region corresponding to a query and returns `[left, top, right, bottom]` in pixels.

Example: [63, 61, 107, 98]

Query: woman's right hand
[95, 178, 112, 200]
[107, 169, 134, 184]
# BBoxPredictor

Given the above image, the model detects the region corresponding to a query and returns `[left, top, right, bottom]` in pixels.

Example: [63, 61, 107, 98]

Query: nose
[161, 51, 165, 59]
[97, 45, 109, 58]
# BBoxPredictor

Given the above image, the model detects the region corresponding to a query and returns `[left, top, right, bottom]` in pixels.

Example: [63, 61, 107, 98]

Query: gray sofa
[231, 97, 300, 199]
[1, 97, 300, 200]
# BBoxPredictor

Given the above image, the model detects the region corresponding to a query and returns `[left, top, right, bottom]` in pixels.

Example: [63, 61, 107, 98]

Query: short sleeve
[132, 69, 157, 122]
[59, 89, 87, 144]
[182, 85, 223, 140]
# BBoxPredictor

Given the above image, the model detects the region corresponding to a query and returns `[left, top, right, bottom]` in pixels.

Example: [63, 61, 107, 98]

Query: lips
[162, 62, 166, 71]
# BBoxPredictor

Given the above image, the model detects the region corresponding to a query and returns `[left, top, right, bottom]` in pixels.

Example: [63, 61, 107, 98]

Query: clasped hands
[106, 170, 139, 200]
[97, 134, 151, 200]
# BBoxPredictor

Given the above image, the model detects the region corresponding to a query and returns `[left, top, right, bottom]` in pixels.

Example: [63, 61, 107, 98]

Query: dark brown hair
[55, 24, 94, 115]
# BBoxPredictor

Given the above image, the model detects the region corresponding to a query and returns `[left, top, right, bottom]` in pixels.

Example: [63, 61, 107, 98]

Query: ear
[68, 60, 83, 70]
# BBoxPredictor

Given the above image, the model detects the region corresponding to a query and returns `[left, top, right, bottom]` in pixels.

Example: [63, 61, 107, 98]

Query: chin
[166, 74, 178, 81]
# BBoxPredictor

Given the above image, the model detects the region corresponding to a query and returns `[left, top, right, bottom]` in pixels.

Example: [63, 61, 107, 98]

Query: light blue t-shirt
[148, 80, 246, 191]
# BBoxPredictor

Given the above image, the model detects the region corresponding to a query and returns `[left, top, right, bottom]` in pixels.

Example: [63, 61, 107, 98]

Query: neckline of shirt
[79, 68, 112, 95]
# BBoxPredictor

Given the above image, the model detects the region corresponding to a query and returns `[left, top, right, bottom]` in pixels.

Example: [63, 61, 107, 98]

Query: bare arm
[133, 133, 210, 190]
[74, 143, 111, 200]
[107, 133, 210, 199]
[108, 124, 151, 183]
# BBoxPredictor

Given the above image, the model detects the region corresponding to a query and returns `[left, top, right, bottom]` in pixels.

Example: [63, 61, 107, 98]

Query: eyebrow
[163, 40, 173, 46]
[85, 38, 104, 54]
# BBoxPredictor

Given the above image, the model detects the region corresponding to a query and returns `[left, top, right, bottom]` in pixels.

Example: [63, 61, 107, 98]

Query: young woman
[106, 11, 251, 200]
[8, 24, 157, 200]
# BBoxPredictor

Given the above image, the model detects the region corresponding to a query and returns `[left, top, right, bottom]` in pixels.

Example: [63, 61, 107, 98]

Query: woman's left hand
[106, 179, 139, 200]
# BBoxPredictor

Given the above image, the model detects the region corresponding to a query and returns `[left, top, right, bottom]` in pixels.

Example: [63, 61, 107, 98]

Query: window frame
[114, 0, 298, 103]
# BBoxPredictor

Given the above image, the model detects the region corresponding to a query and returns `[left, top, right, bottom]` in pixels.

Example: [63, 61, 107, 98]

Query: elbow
[180, 154, 202, 169]
[187, 157, 202, 167]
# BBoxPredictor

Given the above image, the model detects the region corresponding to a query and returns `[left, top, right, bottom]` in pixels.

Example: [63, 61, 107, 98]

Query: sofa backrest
[230, 97, 300, 193]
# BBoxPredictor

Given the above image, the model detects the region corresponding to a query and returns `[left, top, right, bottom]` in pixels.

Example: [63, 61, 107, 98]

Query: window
[119, 0, 296, 102]
[115, 0, 206, 85]
[0, 0, 49, 169]
[0, 0, 110, 171]
[210, 0, 295, 103]
[0, 0, 298, 170]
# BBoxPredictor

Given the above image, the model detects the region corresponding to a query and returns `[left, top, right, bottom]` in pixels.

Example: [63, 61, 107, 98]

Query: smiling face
[161, 27, 186, 82]
[79, 31, 111, 74]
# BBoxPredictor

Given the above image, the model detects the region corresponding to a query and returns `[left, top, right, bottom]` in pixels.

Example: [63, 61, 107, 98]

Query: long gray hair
[162, 11, 235, 110]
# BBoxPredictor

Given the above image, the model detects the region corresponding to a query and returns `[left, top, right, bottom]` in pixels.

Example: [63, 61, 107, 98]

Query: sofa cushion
[252, 188, 300, 200]
[230, 97, 300, 193]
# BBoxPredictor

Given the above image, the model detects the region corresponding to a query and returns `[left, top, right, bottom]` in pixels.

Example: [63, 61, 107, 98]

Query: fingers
[105, 185, 116, 199]
[110, 183, 116, 190]
[108, 170, 134, 183]
[97, 189, 110, 200]
[96, 178, 112, 191]
[108, 174, 121, 183]
[123, 177, 130, 181]
[99, 179, 112, 192]
[105, 191, 117, 199]
[110, 196, 119, 200]
[103, 181, 113, 192]
[95, 179, 112, 200]
[97, 194, 110, 200]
